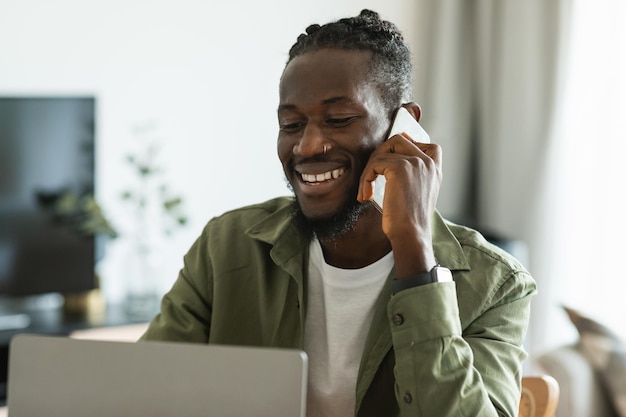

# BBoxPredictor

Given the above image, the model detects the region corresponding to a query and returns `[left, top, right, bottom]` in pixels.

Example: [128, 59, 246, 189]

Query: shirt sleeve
[388, 271, 536, 417]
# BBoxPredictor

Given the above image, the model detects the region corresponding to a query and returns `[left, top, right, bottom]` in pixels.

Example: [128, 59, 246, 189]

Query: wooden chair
[519, 375, 560, 417]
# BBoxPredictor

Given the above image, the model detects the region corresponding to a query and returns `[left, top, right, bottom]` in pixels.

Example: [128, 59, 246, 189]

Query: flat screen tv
[0, 97, 97, 298]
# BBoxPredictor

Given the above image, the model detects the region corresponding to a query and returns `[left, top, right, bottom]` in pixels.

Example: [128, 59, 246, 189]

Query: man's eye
[279, 121, 305, 132]
[327, 117, 355, 127]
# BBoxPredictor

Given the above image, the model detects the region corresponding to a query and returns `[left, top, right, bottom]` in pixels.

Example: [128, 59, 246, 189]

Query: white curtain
[410, 0, 571, 357]
[549, 1, 626, 341]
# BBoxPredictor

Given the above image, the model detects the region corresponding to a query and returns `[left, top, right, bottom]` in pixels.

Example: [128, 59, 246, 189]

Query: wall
[0, 0, 422, 302]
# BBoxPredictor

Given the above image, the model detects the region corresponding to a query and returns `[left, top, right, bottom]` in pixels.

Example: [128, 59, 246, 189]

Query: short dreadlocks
[286, 9, 413, 112]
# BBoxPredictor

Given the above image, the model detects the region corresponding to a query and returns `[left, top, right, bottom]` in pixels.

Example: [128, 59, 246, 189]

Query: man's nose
[293, 123, 326, 157]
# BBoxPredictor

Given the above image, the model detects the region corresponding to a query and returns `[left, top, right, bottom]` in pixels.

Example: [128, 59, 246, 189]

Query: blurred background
[1, 0, 624, 382]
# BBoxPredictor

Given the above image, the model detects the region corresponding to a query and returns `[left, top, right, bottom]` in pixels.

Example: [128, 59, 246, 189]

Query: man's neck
[317, 208, 391, 269]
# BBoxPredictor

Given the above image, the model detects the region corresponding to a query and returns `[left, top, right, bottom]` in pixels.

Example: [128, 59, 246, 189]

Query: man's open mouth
[300, 168, 346, 184]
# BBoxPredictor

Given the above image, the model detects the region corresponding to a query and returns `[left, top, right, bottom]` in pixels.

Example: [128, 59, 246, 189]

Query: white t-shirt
[304, 238, 394, 417]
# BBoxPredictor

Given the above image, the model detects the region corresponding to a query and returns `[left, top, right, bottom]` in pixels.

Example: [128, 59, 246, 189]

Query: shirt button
[403, 392, 413, 404]
[393, 314, 404, 326]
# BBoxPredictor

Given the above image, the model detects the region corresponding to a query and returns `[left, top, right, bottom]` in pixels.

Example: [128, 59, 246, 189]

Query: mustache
[290, 154, 335, 166]
[288, 155, 340, 174]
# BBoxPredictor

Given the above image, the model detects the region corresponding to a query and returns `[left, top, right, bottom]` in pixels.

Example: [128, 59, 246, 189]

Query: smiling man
[141, 10, 537, 417]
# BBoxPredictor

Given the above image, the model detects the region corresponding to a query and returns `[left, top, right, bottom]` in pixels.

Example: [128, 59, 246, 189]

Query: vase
[124, 237, 162, 319]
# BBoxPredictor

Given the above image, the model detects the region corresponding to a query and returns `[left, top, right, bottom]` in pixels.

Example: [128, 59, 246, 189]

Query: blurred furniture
[537, 306, 625, 417]
[519, 375, 559, 417]
[538, 344, 619, 417]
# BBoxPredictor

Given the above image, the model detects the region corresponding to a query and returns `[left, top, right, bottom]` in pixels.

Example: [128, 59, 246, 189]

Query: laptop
[7, 334, 307, 417]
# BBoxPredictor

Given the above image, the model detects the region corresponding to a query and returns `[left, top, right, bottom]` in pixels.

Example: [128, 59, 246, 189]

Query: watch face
[434, 267, 453, 283]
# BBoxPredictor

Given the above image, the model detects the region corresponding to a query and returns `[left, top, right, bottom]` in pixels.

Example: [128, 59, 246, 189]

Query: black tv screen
[0, 97, 97, 296]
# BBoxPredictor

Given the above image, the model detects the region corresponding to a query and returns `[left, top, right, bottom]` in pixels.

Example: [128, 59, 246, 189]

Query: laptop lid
[8, 334, 307, 417]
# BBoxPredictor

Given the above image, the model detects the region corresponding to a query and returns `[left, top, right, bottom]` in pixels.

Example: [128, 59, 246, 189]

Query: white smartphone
[372, 107, 431, 212]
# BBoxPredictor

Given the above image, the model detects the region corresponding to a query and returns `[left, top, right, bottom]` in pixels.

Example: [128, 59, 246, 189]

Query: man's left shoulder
[442, 220, 536, 305]
[446, 221, 528, 272]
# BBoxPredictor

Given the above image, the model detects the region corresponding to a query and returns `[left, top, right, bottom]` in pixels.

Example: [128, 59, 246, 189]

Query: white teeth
[301, 168, 345, 183]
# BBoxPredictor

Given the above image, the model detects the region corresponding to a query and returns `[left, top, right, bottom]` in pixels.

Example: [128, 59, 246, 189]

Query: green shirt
[141, 197, 537, 417]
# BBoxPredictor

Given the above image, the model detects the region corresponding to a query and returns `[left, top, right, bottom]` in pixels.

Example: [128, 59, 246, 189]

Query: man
[141, 9, 536, 417]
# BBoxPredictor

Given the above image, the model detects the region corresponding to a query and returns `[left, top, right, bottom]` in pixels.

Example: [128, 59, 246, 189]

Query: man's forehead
[278, 49, 376, 107]
[277, 96, 361, 113]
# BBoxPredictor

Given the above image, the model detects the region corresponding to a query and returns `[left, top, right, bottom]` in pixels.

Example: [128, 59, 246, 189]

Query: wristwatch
[392, 265, 453, 294]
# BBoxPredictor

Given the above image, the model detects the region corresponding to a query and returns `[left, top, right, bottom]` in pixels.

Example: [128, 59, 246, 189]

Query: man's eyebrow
[278, 96, 358, 112]
[277, 103, 296, 112]
[322, 96, 357, 105]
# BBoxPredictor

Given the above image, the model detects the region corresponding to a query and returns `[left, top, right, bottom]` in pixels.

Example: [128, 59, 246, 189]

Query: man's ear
[402, 102, 422, 122]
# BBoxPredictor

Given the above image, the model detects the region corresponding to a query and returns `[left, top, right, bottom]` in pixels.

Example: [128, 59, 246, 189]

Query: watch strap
[392, 266, 451, 294]
[392, 270, 434, 294]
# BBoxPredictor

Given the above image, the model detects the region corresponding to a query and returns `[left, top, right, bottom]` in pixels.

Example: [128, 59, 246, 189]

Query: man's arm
[357, 108, 442, 280]
[389, 270, 536, 417]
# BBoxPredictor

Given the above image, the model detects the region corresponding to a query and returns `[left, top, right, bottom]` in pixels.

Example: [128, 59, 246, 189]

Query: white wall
[0, 0, 421, 302]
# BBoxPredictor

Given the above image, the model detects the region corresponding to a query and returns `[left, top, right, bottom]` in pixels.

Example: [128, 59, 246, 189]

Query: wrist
[392, 265, 452, 294]
[390, 233, 436, 279]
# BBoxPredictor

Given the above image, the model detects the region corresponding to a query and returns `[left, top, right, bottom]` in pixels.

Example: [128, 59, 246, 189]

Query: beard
[284, 149, 374, 244]
[288, 183, 372, 244]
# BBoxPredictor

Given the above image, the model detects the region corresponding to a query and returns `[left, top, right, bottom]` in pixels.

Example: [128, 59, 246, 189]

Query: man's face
[277, 49, 390, 227]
